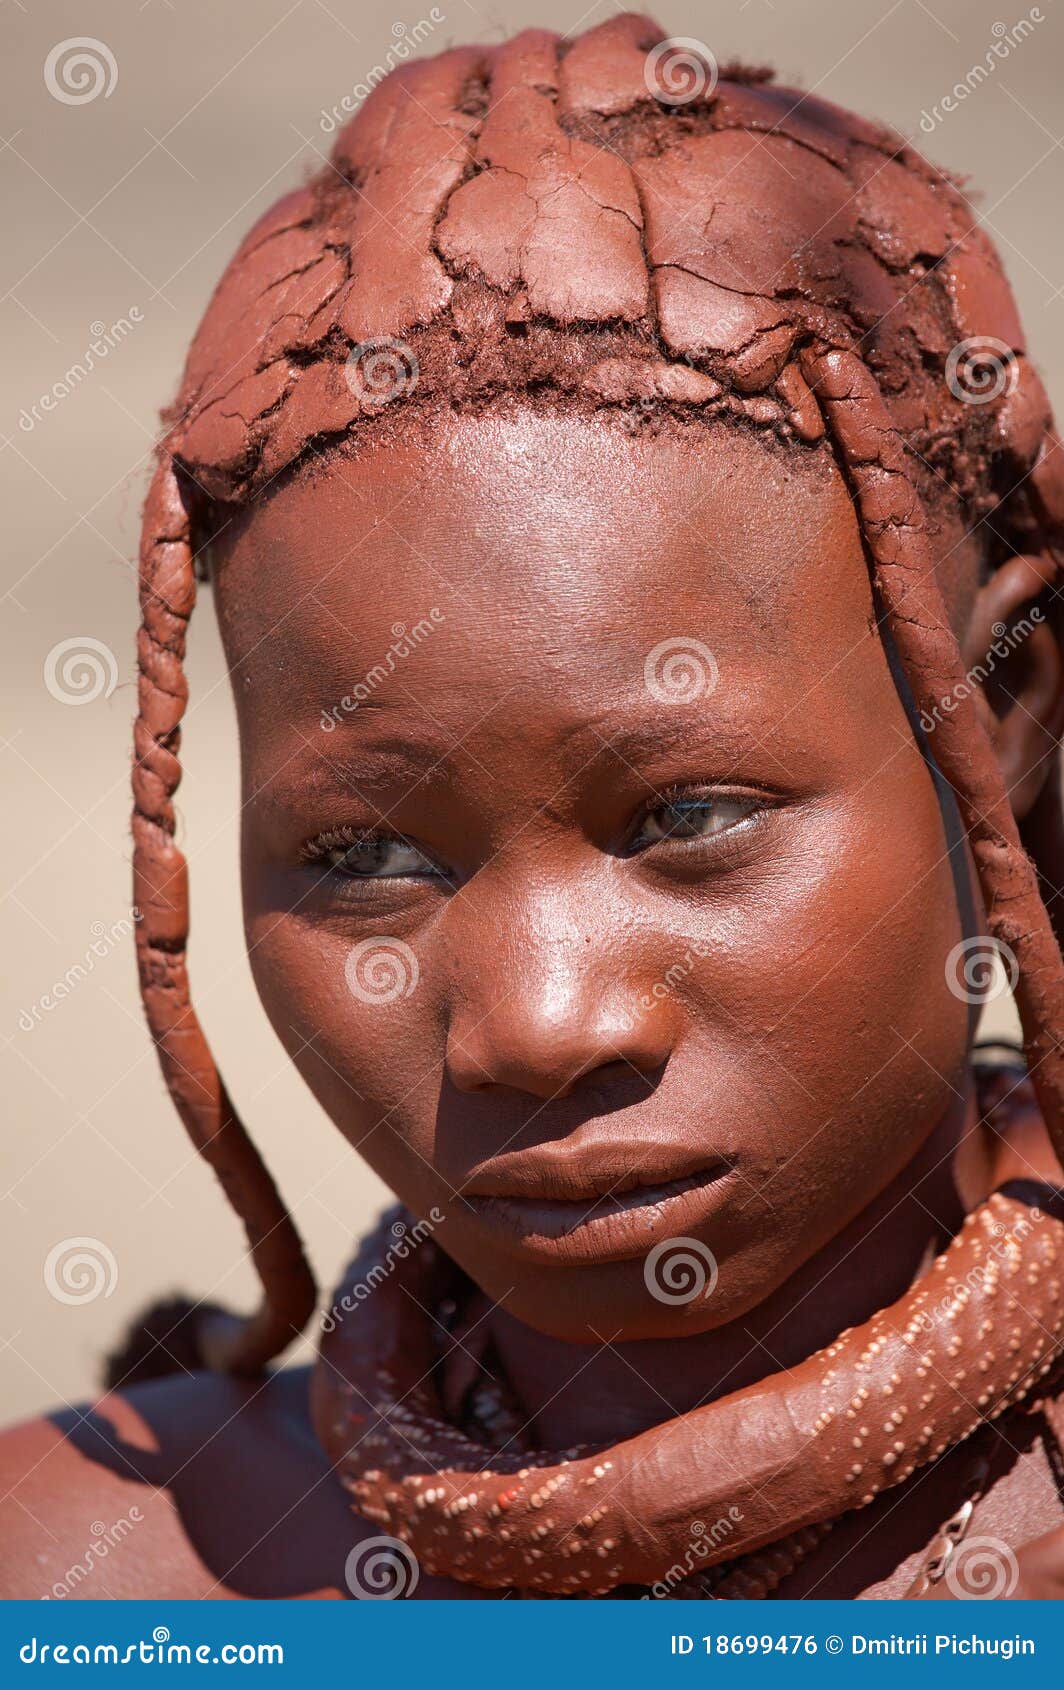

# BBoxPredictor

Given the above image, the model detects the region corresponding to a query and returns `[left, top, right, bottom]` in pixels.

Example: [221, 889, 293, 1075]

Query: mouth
[459, 1160, 736, 1265]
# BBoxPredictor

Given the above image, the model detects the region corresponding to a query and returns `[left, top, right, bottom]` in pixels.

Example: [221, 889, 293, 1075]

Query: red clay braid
[133, 458, 315, 1372]
[805, 342, 1064, 1167]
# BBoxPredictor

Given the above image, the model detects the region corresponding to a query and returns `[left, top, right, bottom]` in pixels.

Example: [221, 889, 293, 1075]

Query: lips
[458, 1158, 737, 1265]
[461, 1139, 733, 1203]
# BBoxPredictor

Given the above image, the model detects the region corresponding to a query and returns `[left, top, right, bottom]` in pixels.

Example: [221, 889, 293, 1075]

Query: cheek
[670, 748, 969, 1293]
[244, 907, 448, 1187]
[759, 792, 965, 1108]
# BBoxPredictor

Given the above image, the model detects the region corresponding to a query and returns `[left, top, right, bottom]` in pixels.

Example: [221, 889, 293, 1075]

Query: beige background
[1, 0, 1054, 1422]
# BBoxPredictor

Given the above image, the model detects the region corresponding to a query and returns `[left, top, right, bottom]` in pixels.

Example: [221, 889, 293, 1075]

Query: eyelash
[300, 789, 769, 885]
[627, 787, 765, 853]
[300, 826, 442, 881]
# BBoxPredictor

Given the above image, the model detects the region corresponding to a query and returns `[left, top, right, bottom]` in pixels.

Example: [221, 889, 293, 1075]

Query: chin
[426, 1153, 788, 1329]
[446, 1226, 788, 1346]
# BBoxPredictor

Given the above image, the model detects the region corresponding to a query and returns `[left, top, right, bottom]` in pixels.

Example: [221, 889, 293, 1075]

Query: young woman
[4, 13, 1064, 1600]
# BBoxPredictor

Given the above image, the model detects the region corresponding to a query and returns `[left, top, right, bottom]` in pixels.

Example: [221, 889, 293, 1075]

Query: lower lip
[461, 1164, 736, 1265]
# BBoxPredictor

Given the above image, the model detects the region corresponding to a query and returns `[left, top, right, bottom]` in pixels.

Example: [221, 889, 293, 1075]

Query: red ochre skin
[6, 12, 1064, 1598]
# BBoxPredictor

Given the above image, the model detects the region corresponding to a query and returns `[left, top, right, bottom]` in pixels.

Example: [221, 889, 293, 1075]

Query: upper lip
[460, 1142, 733, 1205]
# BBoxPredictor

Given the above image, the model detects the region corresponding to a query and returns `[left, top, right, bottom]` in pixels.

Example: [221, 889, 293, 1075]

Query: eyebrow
[588, 713, 795, 764]
[257, 733, 455, 810]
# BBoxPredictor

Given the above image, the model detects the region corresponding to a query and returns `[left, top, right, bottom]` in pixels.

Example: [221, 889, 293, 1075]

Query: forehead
[213, 407, 873, 708]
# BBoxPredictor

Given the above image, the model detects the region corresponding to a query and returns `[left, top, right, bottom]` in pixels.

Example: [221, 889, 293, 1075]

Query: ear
[962, 553, 1064, 822]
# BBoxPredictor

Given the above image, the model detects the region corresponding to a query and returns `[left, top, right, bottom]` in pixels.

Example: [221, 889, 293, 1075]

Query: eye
[305, 830, 441, 880]
[632, 792, 761, 851]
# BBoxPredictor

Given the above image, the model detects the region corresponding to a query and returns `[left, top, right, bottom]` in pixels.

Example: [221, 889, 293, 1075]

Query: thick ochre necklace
[313, 1073, 1064, 1598]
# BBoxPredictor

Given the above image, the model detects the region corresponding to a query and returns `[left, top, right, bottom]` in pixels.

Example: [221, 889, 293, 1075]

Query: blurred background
[1, 0, 1054, 1420]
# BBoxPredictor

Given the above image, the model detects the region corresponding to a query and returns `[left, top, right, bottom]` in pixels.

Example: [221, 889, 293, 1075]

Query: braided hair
[133, 13, 1064, 1374]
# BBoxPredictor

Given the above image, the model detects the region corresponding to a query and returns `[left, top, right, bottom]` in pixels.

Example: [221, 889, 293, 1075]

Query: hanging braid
[805, 342, 1064, 1178]
[134, 12, 1064, 1377]
[132, 457, 315, 1372]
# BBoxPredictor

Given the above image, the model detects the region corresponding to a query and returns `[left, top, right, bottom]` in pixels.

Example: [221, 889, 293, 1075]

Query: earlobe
[963, 553, 1064, 821]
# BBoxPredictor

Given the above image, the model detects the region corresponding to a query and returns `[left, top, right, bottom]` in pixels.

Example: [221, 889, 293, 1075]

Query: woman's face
[215, 408, 971, 1342]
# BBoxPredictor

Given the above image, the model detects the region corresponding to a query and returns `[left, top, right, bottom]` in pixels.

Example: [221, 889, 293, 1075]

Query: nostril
[446, 1039, 592, 1100]
[445, 1035, 501, 1095]
[444, 1008, 675, 1101]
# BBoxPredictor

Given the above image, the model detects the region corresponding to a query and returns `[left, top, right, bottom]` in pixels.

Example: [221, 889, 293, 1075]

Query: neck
[484, 1093, 973, 1451]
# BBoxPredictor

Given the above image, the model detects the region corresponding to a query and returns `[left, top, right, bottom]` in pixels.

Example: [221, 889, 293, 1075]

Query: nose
[444, 925, 676, 1100]
[446, 994, 672, 1098]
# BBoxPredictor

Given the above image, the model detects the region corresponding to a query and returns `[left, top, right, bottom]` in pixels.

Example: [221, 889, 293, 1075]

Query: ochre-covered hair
[134, 14, 1064, 1372]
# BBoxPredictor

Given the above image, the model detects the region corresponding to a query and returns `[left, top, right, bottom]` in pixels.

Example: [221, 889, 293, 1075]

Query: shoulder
[0, 1367, 356, 1599]
[0, 1367, 497, 1600]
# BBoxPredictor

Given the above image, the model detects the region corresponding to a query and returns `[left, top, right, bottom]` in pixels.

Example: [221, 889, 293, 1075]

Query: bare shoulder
[0, 1366, 495, 1600]
[0, 1367, 356, 1599]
